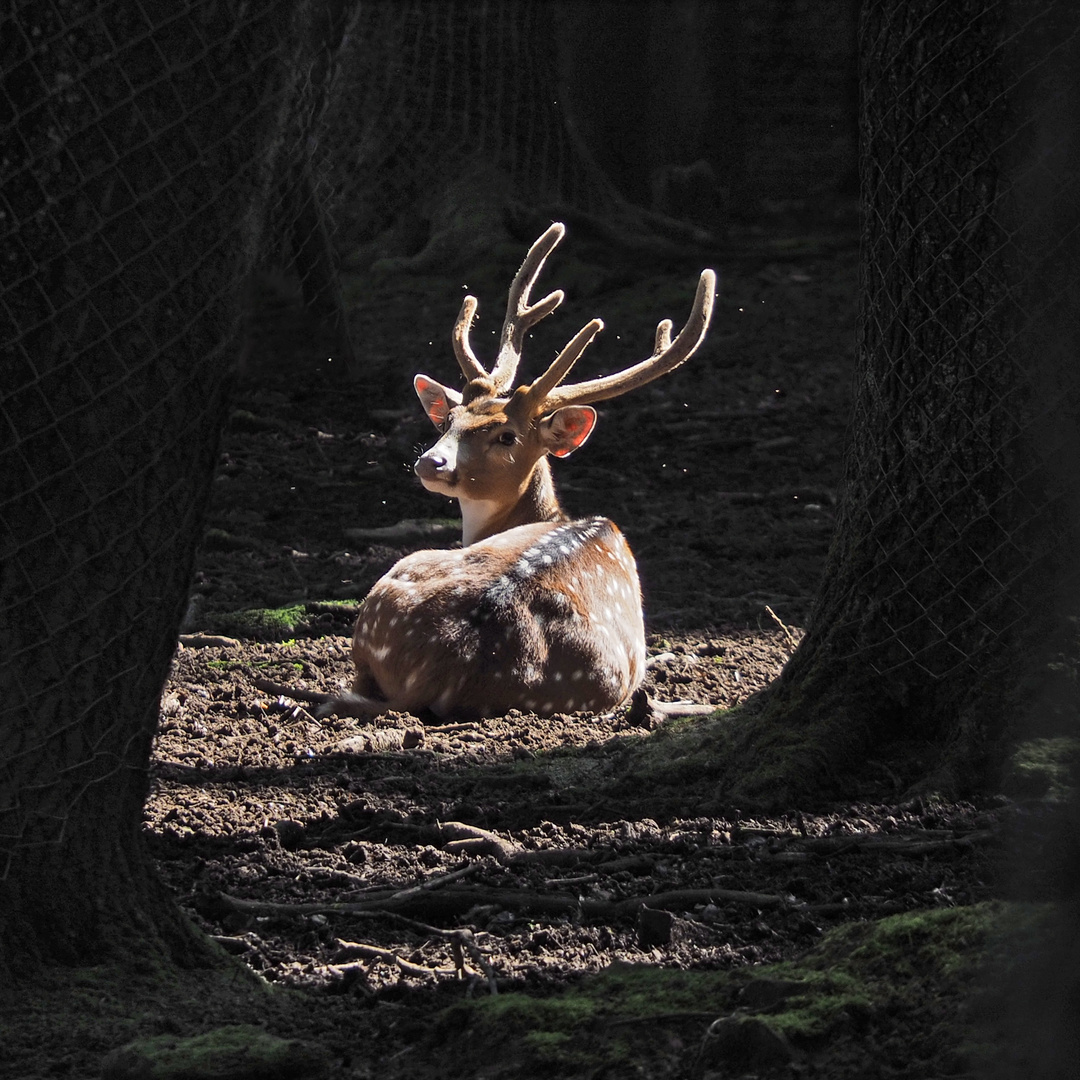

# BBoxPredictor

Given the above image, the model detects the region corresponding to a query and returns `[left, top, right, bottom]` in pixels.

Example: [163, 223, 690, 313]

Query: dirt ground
[7, 215, 1031, 1078]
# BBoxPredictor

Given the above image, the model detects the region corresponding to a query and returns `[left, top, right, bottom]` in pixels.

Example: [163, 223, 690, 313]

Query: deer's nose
[415, 452, 452, 483]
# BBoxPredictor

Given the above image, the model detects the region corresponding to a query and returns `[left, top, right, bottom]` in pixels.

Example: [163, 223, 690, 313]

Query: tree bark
[719, 0, 1078, 801]
[0, 0, 298, 976]
[322, 0, 656, 273]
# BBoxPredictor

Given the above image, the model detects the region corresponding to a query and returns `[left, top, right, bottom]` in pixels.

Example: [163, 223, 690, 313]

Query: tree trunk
[322, 0, 656, 274]
[556, 0, 743, 231]
[719, 0, 1079, 802]
[0, 0, 298, 976]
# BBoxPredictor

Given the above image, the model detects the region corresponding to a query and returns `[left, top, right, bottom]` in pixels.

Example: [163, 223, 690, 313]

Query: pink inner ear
[415, 376, 449, 424]
[550, 407, 596, 457]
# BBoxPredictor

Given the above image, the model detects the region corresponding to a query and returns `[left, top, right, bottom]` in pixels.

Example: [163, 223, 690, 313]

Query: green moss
[204, 601, 358, 642]
[521, 1029, 573, 1055]
[429, 902, 1052, 1078]
[1003, 736, 1080, 802]
[102, 1024, 330, 1079]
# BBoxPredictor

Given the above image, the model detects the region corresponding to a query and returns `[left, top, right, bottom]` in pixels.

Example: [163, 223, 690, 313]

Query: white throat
[458, 497, 504, 547]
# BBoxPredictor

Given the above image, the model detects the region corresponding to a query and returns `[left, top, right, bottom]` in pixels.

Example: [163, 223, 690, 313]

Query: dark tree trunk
[0, 0, 298, 976]
[556, 0, 743, 231]
[323, 0, 678, 274]
[719, 0, 1079, 801]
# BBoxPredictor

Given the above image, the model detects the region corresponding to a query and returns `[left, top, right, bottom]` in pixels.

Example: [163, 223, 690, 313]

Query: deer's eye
[497, 430, 517, 446]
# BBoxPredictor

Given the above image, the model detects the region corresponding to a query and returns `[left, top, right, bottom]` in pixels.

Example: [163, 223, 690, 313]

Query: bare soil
[6, 217, 1026, 1078]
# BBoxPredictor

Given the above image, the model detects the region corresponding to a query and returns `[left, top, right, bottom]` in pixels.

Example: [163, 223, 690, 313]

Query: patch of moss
[430, 902, 1052, 1079]
[206, 604, 306, 641]
[205, 601, 358, 642]
[102, 1024, 331, 1080]
[1002, 736, 1080, 802]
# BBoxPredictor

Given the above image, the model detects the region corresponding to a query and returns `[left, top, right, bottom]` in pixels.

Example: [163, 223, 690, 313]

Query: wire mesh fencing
[3, 0, 1079, 880]
[319, 0, 631, 271]
[816, 0, 1080, 693]
[0, 0, 346, 876]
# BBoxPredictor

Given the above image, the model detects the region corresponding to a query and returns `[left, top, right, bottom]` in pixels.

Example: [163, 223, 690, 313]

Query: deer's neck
[459, 457, 564, 546]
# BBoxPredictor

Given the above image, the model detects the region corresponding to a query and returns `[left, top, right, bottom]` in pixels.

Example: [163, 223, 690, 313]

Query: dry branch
[251, 676, 333, 705]
[217, 882, 789, 923]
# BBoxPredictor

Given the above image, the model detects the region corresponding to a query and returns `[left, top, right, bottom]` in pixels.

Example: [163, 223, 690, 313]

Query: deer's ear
[414, 375, 462, 427]
[540, 406, 597, 458]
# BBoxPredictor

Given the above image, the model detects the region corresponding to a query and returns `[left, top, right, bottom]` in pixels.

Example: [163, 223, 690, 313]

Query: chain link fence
[2, 0, 1078, 876]
[321, 0, 626, 269]
[0, 0, 346, 876]
[801, 0, 1080, 701]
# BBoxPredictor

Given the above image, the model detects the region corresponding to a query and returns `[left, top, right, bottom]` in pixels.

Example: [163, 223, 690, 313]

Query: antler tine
[537, 269, 717, 412]
[489, 222, 567, 392]
[522, 318, 604, 411]
[453, 295, 488, 381]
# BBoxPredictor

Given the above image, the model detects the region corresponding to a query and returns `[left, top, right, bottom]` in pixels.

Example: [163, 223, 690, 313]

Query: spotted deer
[331, 223, 715, 719]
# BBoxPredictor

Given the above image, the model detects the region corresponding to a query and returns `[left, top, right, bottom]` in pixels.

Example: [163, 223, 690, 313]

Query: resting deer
[331, 223, 715, 719]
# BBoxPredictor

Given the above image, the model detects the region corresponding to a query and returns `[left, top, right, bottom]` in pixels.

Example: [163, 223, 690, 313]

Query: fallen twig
[251, 677, 333, 706]
[764, 605, 800, 651]
[217, 882, 789, 922]
[334, 728, 425, 753]
[451, 928, 498, 995]
[437, 821, 522, 862]
[179, 633, 241, 649]
[793, 830, 997, 856]
[331, 942, 467, 981]
[385, 863, 479, 900]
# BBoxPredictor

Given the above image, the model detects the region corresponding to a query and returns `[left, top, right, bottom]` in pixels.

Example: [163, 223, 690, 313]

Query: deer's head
[413, 223, 716, 544]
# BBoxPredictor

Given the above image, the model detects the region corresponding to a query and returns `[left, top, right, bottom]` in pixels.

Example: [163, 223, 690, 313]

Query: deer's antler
[452, 222, 567, 393]
[524, 268, 716, 414]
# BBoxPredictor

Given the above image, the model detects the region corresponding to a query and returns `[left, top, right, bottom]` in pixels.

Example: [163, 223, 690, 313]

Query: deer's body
[351, 517, 644, 717]
[332, 224, 715, 720]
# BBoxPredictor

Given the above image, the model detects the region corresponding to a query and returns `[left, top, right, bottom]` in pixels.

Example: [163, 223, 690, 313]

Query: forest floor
[6, 213, 1066, 1079]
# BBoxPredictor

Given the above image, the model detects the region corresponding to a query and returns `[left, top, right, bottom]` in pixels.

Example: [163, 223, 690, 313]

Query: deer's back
[352, 517, 646, 717]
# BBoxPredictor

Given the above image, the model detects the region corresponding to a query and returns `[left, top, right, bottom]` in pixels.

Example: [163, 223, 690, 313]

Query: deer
[327, 223, 716, 721]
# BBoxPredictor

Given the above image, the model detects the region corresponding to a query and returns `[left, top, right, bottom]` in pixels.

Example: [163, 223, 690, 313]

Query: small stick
[764, 605, 799, 651]
[178, 633, 241, 649]
[330, 944, 467, 980]
[452, 928, 498, 994]
[387, 863, 479, 901]
[251, 677, 334, 706]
